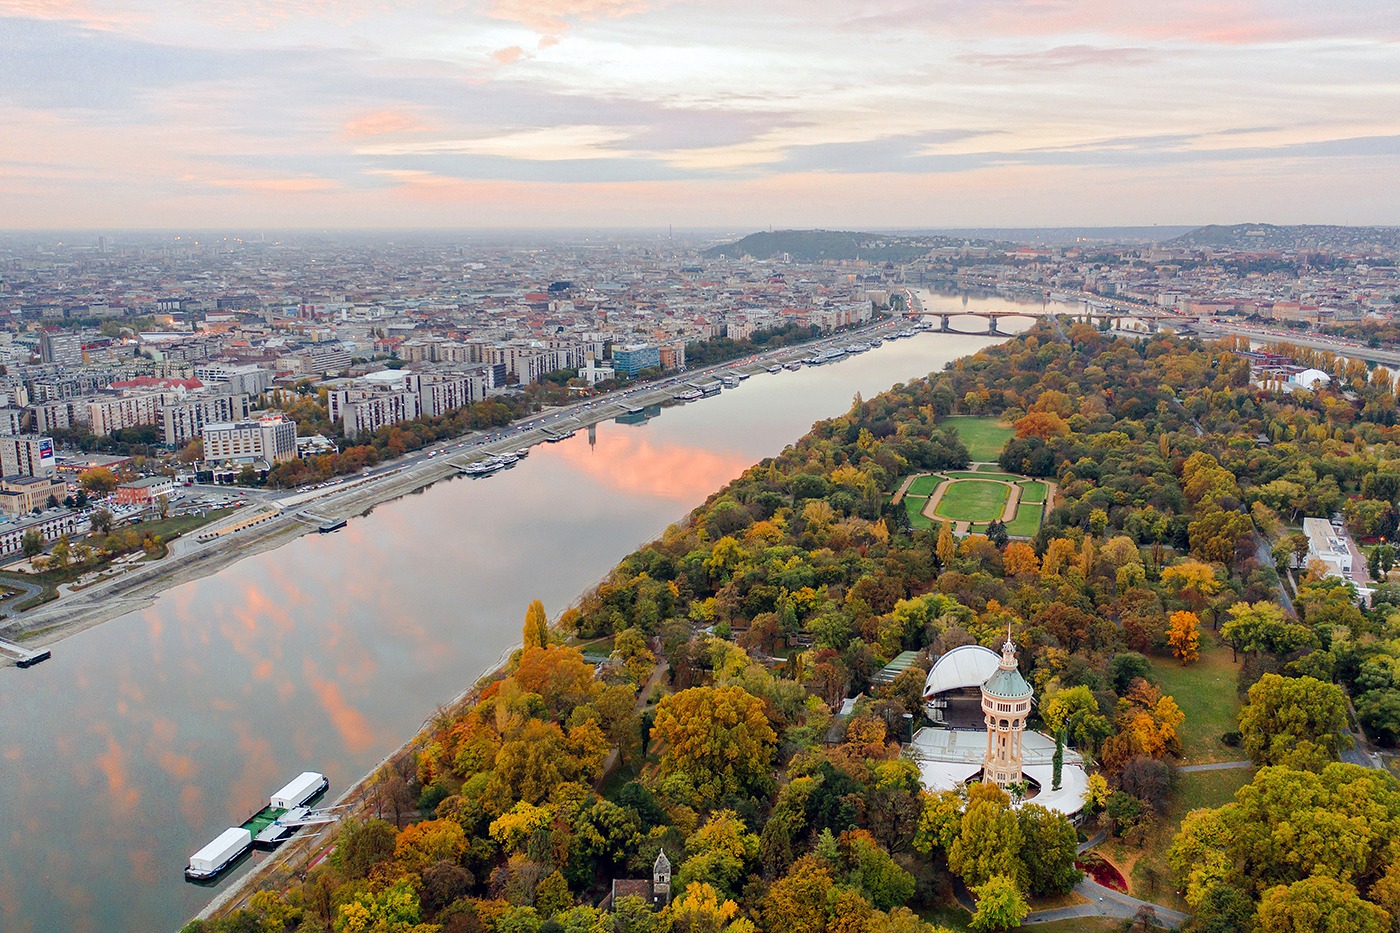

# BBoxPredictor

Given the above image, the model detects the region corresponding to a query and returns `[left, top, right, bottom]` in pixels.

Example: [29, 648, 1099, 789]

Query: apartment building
[201, 415, 298, 465]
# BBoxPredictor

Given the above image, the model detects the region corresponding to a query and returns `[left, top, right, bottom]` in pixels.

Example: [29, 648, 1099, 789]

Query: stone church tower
[981, 632, 1033, 787]
[653, 849, 672, 905]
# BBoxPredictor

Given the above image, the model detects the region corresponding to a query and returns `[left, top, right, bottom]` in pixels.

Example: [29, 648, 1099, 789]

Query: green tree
[1239, 674, 1351, 769]
[948, 783, 1024, 888]
[1016, 804, 1081, 896]
[523, 599, 549, 650]
[21, 529, 42, 559]
[90, 508, 113, 534]
[968, 874, 1029, 932]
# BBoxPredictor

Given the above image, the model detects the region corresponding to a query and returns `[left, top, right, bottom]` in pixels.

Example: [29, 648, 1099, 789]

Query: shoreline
[0, 317, 911, 662]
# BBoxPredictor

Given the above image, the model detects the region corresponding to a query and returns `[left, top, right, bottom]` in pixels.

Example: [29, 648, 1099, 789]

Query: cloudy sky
[1, 0, 1398, 228]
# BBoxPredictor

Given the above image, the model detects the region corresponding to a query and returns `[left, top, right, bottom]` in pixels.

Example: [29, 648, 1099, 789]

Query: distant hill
[1168, 224, 1400, 251]
[702, 230, 938, 262]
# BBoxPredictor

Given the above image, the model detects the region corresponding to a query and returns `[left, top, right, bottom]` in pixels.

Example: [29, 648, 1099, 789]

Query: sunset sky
[1, 0, 1397, 228]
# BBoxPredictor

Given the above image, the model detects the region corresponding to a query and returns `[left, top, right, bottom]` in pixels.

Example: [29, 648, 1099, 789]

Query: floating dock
[185, 771, 336, 882]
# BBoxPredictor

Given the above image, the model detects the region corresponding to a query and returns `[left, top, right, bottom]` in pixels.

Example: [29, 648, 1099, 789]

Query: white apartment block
[88, 394, 163, 436]
[201, 415, 298, 464]
[161, 394, 253, 446]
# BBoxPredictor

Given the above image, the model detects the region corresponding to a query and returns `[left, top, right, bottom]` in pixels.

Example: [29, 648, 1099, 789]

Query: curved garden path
[921, 476, 1021, 527]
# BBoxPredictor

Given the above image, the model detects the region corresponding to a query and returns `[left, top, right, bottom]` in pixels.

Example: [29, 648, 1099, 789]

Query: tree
[1166, 610, 1201, 664]
[1016, 804, 1081, 896]
[523, 599, 549, 650]
[1160, 560, 1221, 610]
[79, 466, 118, 495]
[761, 856, 832, 933]
[89, 508, 112, 534]
[21, 529, 42, 559]
[1002, 541, 1039, 576]
[968, 874, 1029, 932]
[1254, 876, 1391, 933]
[1239, 674, 1351, 768]
[668, 881, 739, 933]
[936, 523, 956, 567]
[652, 685, 776, 803]
[948, 783, 1023, 888]
[1222, 601, 1314, 660]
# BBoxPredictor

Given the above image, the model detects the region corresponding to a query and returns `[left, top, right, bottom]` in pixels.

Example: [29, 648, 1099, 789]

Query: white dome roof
[922, 644, 1001, 698]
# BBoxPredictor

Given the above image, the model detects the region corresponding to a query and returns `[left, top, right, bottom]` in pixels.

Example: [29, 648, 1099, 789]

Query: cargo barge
[185, 771, 330, 882]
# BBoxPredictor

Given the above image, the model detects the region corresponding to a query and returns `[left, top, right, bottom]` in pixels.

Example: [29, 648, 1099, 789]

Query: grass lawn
[1004, 504, 1044, 538]
[935, 479, 1010, 523]
[1018, 480, 1048, 504]
[1023, 920, 1123, 933]
[1097, 766, 1255, 912]
[904, 496, 934, 529]
[1150, 631, 1244, 765]
[942, 416, 1014, 461]
[906, 474, 945, 498]
[944, 470, 1020, 482]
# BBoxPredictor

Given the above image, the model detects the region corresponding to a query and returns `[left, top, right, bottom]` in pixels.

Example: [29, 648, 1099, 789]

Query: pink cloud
[491, 45, 526, 65]
[343, 108, 436, 139]
[486, 0, 652, 34]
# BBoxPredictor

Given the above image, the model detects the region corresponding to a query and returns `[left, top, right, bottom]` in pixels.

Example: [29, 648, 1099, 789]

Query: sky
[1, 0, 1398, 229]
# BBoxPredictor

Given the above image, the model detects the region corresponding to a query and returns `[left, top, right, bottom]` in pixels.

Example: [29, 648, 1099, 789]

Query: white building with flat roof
[202, 415, 298, 465]
[1303, 516, 1354, 579]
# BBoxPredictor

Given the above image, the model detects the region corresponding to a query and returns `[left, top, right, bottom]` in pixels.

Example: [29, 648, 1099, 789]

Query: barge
[185, 771, 330, 882]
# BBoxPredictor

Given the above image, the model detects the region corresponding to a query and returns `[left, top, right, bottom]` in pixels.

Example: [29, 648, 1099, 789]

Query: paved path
[1023, 880, 1189, 929]
[1179, 760, 1252, 772]
[922, 476, 1019, 529]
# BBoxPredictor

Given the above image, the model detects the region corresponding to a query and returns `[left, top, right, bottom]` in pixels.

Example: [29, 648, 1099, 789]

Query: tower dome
[980, 631, 1033, 788]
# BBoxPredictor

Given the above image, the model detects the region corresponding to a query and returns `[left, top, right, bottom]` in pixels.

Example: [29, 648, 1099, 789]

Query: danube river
[0, 292, 1069, 933]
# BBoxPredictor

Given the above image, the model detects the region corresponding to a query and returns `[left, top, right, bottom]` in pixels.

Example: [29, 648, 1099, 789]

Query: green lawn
[935, 479, 1009, 523]
[1099, 766, 1255, 912]
[904, 495, 934, 529]
[906, 474, 944, 498]
[942, 416, 1014, 461]
[944, 470, 1020, 482]
[1018, 480, 1048, 504]
[1150, 631, 1244, 765]
[1004, 503, 1044, 538]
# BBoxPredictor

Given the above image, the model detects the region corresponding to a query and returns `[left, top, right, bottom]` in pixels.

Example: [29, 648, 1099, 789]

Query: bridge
[913, 307, 1206, 335]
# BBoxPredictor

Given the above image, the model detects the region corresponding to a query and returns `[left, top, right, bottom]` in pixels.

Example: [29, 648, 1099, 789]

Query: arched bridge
[915, 308, 1206, 335]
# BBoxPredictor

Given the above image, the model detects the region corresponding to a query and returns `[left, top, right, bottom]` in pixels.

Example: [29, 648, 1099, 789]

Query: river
[0, 290, 1074, 933]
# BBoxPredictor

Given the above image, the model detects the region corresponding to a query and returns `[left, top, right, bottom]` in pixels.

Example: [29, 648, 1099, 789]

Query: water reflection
[0, 292, 1079, 932]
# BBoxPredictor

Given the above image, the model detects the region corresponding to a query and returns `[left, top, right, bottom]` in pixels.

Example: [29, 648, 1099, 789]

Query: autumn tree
[1255, 876, 1391, 933]
[936, 523, 956, 567]
[968, 874, 1028, 932]
[523, 599, 549, 650]
[1166, 610, 1201, 663]
[652, 685, 776, 803]
[1239, 674, 1351, 769]
[79, 466, 118, 495]
[1002, 541, 1039, 576]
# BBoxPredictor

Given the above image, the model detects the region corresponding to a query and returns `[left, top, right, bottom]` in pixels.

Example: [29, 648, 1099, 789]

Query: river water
[0, 291, 1071, 933]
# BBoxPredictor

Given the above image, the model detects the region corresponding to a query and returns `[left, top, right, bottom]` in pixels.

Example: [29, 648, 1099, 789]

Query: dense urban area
[6, 225, 1400, 933]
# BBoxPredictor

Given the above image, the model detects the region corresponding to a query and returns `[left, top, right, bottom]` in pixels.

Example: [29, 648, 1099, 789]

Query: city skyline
[1, 0, 1398, 228]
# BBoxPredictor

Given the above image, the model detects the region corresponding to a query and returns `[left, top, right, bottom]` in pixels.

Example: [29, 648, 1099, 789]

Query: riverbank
[0, 317, 908, 663]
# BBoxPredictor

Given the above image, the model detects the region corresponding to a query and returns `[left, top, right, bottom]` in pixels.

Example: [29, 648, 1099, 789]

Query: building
[329, 375, 421, 438]
[114, 476, 176, 507]
[1302, 516, 1355, 580]
[0, 476, 67, 517]
[980, 636, 1034, 788]
[0, 509, 85, 558]
[912, 640, 1087, 818]
[87, 393, 163, 436]
[603, 850, 672, 911]
[611, 344, 661, 377]
[0, 435, 56, 477]
[161, 394, 252, 446]
[202, 415, 298, 465]
[1290, 368, 1331, 390]
[193, 364, 275, 397]
[0, 407, 25, 435]
[39, 330, 83, 367]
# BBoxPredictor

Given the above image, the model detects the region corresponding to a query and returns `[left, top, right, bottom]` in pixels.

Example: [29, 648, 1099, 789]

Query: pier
[0, 636, 50, 668]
